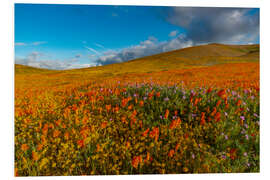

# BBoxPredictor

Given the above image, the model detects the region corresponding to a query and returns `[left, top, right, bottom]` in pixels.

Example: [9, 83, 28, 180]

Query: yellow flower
[183, 167, 189, 172]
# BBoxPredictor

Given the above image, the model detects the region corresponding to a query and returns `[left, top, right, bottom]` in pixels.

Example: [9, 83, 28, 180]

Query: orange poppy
[142, 128, 150, 137]
[168, 149, 175, 157]
[21, 144, 29, 152]
[164, 109, 169, 119]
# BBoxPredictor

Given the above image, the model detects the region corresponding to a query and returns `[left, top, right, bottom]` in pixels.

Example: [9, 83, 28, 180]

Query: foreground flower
[168, 149, 175, 157]
[132, 156, 142, 169]
[77, 139, 84, 148]
[21, 144, 29, 152]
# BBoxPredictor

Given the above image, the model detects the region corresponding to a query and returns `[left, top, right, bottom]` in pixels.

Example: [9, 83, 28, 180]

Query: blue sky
[15, 4, 259, 69]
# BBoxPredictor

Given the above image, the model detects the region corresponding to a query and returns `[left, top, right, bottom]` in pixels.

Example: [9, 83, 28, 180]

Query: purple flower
[225, 135, 228, 140]
[133, 94, 137, 97]
[160, 115, 163, 119]
[192, 114, 197, 118]
[250, 96, 255, 100]
[109, 118, 113, 121]
[240, 116, 245, 121]
[244, 89, 250, 94]
[224, 112, 228, 116]
[183, 96, 186, 99]
[221, 155, 226, 159]
[192, 153, 195, 159]
[244, 124, 248, 129]
[247, 163, 250, 167]
[245, 134, 249, 140]
[254, 113, 259, 118]
[232, 91, 237, 96]
[164, 97, 169, 101]
[143, 97, 147, 100]
[241, 129, 246, 134]
[243, 152, 248, 157]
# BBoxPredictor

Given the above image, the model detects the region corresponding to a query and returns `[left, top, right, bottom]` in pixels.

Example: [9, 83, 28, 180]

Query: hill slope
[75, 43, 259, 75]
[15, 43, 259, 77]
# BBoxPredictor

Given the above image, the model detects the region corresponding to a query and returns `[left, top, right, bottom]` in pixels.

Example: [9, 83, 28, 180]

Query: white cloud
[169, 30, 178, 37]
[96, 34, 193, 65]
[15, 52, 96, 70]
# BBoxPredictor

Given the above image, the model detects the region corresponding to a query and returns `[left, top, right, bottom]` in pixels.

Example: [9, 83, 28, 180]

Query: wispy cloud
[169, 30, 178, 37]
[15, 41, 47, 46]
[85, 46, 101, 55]
[31, 41, 47, 46]
[94, 43, 105, 49]
[75, 54, 82, 58]
[15, 42, 27, 46]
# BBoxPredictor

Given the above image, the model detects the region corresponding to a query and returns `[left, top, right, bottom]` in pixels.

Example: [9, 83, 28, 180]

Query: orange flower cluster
[169, 117, 181, 129]
[149, 127, 159, 142]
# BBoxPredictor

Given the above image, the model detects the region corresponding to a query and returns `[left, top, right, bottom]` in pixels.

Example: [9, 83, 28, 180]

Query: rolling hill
[67, 43, 260, 75]
[15, 43, 259, 90]
[15, 43, 259, 75]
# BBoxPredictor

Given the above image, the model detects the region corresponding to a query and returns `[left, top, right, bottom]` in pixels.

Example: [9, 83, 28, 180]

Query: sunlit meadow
[15, 61, 259, 176]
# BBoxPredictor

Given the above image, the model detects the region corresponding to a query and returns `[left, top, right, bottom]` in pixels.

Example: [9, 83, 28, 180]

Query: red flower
[207, 87, 213, 93]
[142, 128, 150, 137]
[236, 99, 242, 106]
[215, 112, 221, 122]
[77, 139, 84, 148]
[229, 148, 237, 160]
[217, 89, 226, 98]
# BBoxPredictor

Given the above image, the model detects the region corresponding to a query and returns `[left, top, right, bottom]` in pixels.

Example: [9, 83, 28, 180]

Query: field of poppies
[14, 62, 259, 176]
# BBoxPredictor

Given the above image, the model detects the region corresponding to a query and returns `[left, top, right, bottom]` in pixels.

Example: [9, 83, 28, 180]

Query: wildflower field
[15, 45, 260, 176]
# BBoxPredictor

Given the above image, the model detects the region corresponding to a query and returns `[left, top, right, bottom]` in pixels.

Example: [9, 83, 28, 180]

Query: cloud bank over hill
[96, 35, 193, 65]
[95, 7, 259, 66]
